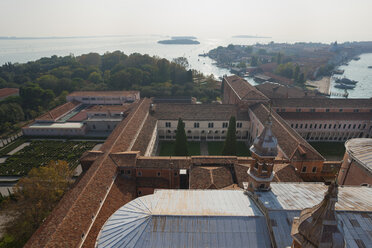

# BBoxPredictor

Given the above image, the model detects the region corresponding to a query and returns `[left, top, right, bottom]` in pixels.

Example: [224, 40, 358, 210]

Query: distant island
[158, 39, 200, 45]
[232, 35, 271, 39]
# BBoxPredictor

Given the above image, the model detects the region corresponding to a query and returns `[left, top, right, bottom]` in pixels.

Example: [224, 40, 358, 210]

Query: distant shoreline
[232, 35, 271, 39]
[158, 39, 200, 45]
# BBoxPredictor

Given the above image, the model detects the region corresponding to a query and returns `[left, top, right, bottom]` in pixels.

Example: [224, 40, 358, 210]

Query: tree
[172, 57, 189, 69]
[222, 116, 237, 155]
[276, 52, 282, 64]
[251, 56, 258, 66]
[174, 118, 188, 156]
[0, 160, 73, 248]
[293, 64, 300, 82]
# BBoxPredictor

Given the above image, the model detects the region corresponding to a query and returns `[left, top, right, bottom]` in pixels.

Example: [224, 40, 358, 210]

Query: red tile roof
[190, 166, 234, 189]
[36, 101, 81, 121]
[68, 91, 139, 97]
[25, 98, 152, 248]
[0, 88, 19, 98]
[250, 103, 324, 161]
[224, 75, 269, 101]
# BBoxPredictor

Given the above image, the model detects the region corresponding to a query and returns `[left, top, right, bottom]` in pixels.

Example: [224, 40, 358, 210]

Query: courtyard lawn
[158, 141, 201, 156]
[0, 140, 97, 176]
[207, 142, 250, 156]
[309, 142, 346, 160]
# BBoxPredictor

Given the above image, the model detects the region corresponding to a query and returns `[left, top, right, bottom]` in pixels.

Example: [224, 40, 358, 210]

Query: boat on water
[333, 69, 344, 75]
[335, 83, 355, 90]
[335, 77, 358, 85]
[353, 57, 360, 61]
[368, 66, 372, 69]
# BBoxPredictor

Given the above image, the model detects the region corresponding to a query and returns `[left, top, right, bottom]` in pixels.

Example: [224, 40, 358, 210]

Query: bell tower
[291, 182, 346, 248]
[248, 110, 278, 191]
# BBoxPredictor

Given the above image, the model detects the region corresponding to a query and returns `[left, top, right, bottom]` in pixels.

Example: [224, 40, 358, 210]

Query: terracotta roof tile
[68, 91, 139, 97]
[272, 98, 372, 109]
[278, 112, 372, 120]
[250, 103, 324, 161]
[224, 75, 269, 101]
[152, 103, 250, 121]
[36, 101, 81, 121]
[273, 164, 303, 182]
[190, 166, 233, 189]
[0, 88, 19, 98]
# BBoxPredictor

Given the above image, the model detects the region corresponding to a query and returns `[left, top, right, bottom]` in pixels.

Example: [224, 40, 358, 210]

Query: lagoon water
[0, 35, 372, 98]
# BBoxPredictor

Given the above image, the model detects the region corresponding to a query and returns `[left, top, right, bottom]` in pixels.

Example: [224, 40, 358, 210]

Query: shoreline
[306, 77, 331, 95]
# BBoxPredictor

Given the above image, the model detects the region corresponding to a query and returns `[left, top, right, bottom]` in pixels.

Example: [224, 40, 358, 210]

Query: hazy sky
[1, 0, 372, 42]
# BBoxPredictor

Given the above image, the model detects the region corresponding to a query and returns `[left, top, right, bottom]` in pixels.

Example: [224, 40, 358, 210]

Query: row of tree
[275, 62, 306, 85]
[0, 52, 220, 136]
[174, 116, 237, 156]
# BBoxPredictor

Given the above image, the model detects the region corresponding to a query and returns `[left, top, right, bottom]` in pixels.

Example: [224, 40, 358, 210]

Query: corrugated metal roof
[346, 138, 372, 174]
[258, 183, 372, 211]
[96, 190, 271, 248]
[269, 210, 372, 248]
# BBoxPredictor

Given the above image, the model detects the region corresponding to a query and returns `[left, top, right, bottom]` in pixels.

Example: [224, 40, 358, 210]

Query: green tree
[251, 56, 258, 66]
[0, 160, 73, 248]
[88, 71, 103, 84]
[276, 52, 282, 64]
[174, 118, 188, 156]
[293, 64, 300, 81]
[222, 116, 237, 155]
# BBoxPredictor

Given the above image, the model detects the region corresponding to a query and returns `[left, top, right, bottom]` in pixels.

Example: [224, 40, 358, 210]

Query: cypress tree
[222, 116, 237, 155]
[174, 118, 189, 156]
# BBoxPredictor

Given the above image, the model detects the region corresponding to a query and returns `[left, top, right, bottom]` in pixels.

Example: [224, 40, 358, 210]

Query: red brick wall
[338, 153, 372, 185]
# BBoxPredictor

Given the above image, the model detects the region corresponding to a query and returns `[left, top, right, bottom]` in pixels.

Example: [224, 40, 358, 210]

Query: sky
[1, 0, 372, 42]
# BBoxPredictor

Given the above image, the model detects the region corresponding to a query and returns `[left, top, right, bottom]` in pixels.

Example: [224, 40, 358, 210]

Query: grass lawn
[0, 140, 97, 176]
[310, 142, 345, 160]
[208, 142, 250, 156]
[158, 141, 201, 156]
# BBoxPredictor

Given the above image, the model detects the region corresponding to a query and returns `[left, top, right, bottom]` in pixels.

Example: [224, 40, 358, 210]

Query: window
[310, 124, 312, 129]
[363, 124, 366, 129]
[281, 108, 286, 112]
[314, 124, 317, 129]
[339, 109, 343, 112]
[291, 124, 294, 128]
[296, 108, 302, 112]
[338, 124, 341, 128]
[319, 124, 322, 129]
[157, 172, 161, 177]
[302, 166, 307, 173]
[215, 130, 219, 134]
[92, 124, 96, 130]
[138, 190, 142, 196]
[107, 124, 110, 129]
[343, 124, 346, 129]
[353, 124, 356, 129]
[358, 124, 361, 129]
[187, 130, 191, 134]
[221, 130, 225, 134]
[137, 171, 142, 176]
[165, 122, 171, 128]
[300, 124, 303, 128]
[310, 108, 315, 112]
[353, 109, 359, 113]
[334, 124, 337, 129]
[222, 122, 228, 128]
[328, 124, 331, 129]
[312, 167, 317, 173]
[208, 122, 214, 128]
[126, 170, 131, 175]
[174, 172, 178, 176]
[326, 109, 330, 112]
[194, 122, 199, 128]
[348, 124, 351, 129]
[305, 124, 308, 128]
[237, 122, 242, 128]
[295, 124, 298, 128]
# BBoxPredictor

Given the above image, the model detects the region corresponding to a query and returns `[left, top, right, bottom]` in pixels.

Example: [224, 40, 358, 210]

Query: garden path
[200, 140, 209, 155]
